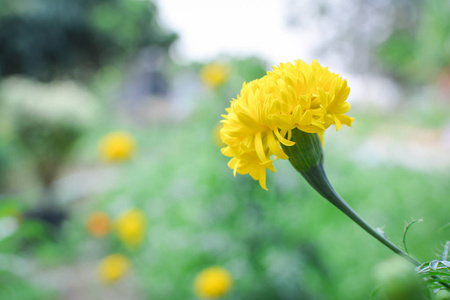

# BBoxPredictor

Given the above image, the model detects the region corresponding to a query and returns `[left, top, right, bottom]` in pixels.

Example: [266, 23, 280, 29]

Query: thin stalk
[301, 164, 420, 266]
[303, 165, 450, 290]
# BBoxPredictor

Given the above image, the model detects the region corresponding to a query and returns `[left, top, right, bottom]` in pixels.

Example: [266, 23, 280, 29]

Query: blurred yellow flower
[116, 209, 146, 248]
[220, 59, 353, 189]
[98, 254, 130, 283]
[86, 211, 110, 238]
[99, 131, 136, 162]
[194, 266, 233, 299]
[200, 63, 230, 88]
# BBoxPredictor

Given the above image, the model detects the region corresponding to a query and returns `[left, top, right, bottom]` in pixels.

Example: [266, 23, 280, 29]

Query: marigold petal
[287, 129, 292, 140]
[291, 105, 302, 123]
[269, 114, 292, 130]
[299, 110, 313, 126]
[267, 131, 289, 160]
[296, 125, 323, 133]
[235, 106, 267, 131]
[273, 128, 295, 146]
[336, 114, 354, 126]
[257, 170, 267, 190]
[254, 132, 269, 163]
[318, 131, 324, 146]
[334, 115, 342, 131]
[332, 102, 351, 114]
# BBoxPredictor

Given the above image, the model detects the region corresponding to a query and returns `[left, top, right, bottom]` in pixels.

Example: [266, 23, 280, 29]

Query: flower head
[99, 131, 136, 162]
[200, 63, 230, 88]
[194, 266, 233, 299]
[98, 254, 130, 284]
[116, 209, 146, 248]
[86, 211, 111, 238]
[220, 60, 353, 189]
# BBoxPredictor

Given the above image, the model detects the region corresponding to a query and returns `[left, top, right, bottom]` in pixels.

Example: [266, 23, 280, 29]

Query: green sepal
[281, 128, 323, 173]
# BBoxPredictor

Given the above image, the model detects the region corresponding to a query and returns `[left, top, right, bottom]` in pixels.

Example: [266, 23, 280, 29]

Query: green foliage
[0, 0, 177, 81]
[229, 56, 268, 83]
[0, 271, 57, 300]
[377, 0, 450, 83]
[377, 32, 416, 80]
[16, 120, 82, 187]
[417, 242, 450, 294]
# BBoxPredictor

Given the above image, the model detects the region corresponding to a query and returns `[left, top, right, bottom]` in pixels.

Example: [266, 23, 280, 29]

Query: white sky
[155, 0, 317, 65]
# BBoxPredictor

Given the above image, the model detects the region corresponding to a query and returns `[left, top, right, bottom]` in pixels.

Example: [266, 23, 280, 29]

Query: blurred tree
[286, 0, 450, 87]
[378, 0, 450, 83]
[0, 0, 177, 82]
[283, 0, 425, 82]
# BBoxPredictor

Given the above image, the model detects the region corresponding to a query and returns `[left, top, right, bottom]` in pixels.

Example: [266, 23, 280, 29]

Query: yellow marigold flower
[99, 131, 136, 162]
[194, 266, 233, 299]
[116, 209, 146, 248]
[86, 211, 110, 238]
[220, 59, 353, 190]
[98, 254, 130, 283]
[200, 63, 230, 88]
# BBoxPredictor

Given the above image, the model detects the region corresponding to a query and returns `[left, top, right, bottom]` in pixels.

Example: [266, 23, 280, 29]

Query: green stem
[301, 164, 420, 266]
[281, 129, 420, 266]
[304, 164, 450, 290]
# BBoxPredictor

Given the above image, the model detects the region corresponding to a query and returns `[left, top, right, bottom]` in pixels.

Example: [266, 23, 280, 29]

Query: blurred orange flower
[86, 211, 111, 238]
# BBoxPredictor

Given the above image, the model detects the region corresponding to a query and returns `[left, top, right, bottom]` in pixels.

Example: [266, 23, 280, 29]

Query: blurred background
[0, 0, 449, 299]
